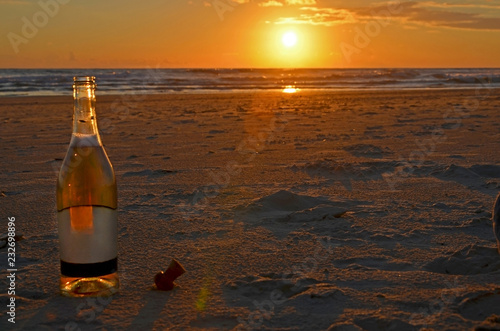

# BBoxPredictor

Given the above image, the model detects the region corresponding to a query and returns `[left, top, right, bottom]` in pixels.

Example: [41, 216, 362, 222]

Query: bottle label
[58, 206, 117, 264]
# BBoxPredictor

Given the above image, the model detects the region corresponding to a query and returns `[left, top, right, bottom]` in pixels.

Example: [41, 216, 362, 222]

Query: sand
[0, 89, 500, 330]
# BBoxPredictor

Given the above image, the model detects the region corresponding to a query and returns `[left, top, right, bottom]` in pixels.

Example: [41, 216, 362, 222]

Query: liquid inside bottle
[57, 77, 119, 297]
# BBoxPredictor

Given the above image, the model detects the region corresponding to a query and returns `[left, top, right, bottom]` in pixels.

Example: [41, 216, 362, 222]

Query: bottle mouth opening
[73, 76, 96, 84]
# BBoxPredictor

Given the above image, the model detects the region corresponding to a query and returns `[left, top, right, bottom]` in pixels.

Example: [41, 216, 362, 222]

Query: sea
[0, 68, 499, 97]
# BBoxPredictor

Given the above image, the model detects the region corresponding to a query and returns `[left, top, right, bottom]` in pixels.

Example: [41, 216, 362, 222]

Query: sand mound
[435, 164, 481, 179]
[425, 244, 500, 275]
[431, 164, 500, 180]
[234, 190, 351, 224]
[243, 190, 329, 213]
[334, 257, 415, 272]
[351, 316, 418, 331]
[426, 163, 500, 193]
[226, 273, 317, 300]
[469, 165, 500, 178]
[122, 169, 176, 177]
[291, 159, 399, 190]
[343, 144, 393, 159]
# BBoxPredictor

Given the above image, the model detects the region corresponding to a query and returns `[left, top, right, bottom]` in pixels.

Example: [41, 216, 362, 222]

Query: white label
[58, 206, 117, 264]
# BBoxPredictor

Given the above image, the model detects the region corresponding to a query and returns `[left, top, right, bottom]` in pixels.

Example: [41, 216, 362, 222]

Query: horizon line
[1, 67, 500, 70]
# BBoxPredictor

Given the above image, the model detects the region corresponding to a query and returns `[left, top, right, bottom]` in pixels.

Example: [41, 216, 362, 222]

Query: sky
[1, 0, 500, 68]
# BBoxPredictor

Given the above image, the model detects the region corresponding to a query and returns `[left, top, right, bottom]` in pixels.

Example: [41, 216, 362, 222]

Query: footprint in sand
[424, 244, 500, 275]
[457, 289, 500, 324]
[225, 273, 347, 327]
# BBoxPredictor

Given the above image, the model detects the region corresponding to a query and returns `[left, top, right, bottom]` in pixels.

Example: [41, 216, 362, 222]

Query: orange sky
[1, 0, 500, 68]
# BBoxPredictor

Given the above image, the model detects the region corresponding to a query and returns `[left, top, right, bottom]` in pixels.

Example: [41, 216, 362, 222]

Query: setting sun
[282, 31, 297, 48]
[258, 26, 320, 68]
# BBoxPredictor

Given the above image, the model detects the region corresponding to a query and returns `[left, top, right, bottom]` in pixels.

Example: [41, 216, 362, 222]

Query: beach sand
[1, 89, 499, 330]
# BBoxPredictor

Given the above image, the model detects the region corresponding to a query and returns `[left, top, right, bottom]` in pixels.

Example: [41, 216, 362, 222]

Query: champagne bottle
[57, 76, 119, 296]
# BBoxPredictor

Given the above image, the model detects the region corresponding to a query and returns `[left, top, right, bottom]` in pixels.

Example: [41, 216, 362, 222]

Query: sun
[282, 31, 297, 48]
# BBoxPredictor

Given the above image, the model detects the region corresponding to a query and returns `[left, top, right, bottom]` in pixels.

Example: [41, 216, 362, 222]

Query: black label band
[61, 258, 118, 277]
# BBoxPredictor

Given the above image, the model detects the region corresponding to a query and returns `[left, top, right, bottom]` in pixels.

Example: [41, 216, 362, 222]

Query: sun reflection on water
[282, 85, 299, 93]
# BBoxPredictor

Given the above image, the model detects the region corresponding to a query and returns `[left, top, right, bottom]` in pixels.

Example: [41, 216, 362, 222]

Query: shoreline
[1, 85, 500, 99]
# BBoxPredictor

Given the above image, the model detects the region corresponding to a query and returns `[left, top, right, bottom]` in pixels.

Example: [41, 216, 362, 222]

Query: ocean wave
[1, 68, 499, 96]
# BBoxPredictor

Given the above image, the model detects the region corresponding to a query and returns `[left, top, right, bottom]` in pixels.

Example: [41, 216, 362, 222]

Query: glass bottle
[57, 76, 119, 296]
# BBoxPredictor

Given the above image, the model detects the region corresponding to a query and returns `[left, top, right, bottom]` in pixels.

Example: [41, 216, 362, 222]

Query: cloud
[275, 7, 355, 26]
[285, 0, 316, 5]
[371, 1, 500, 31]
[418, 1, 500, 10]
[257, 0, 316, 7]
[271, 1, 500, 31]
[259, 0, 283, 7]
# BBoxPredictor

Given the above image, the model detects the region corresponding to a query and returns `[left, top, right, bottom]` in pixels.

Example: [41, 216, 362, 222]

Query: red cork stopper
[154, 259, 186, 291]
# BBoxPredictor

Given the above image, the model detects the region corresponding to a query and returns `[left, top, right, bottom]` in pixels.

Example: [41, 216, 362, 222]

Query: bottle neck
[73, 82, 100, 137]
